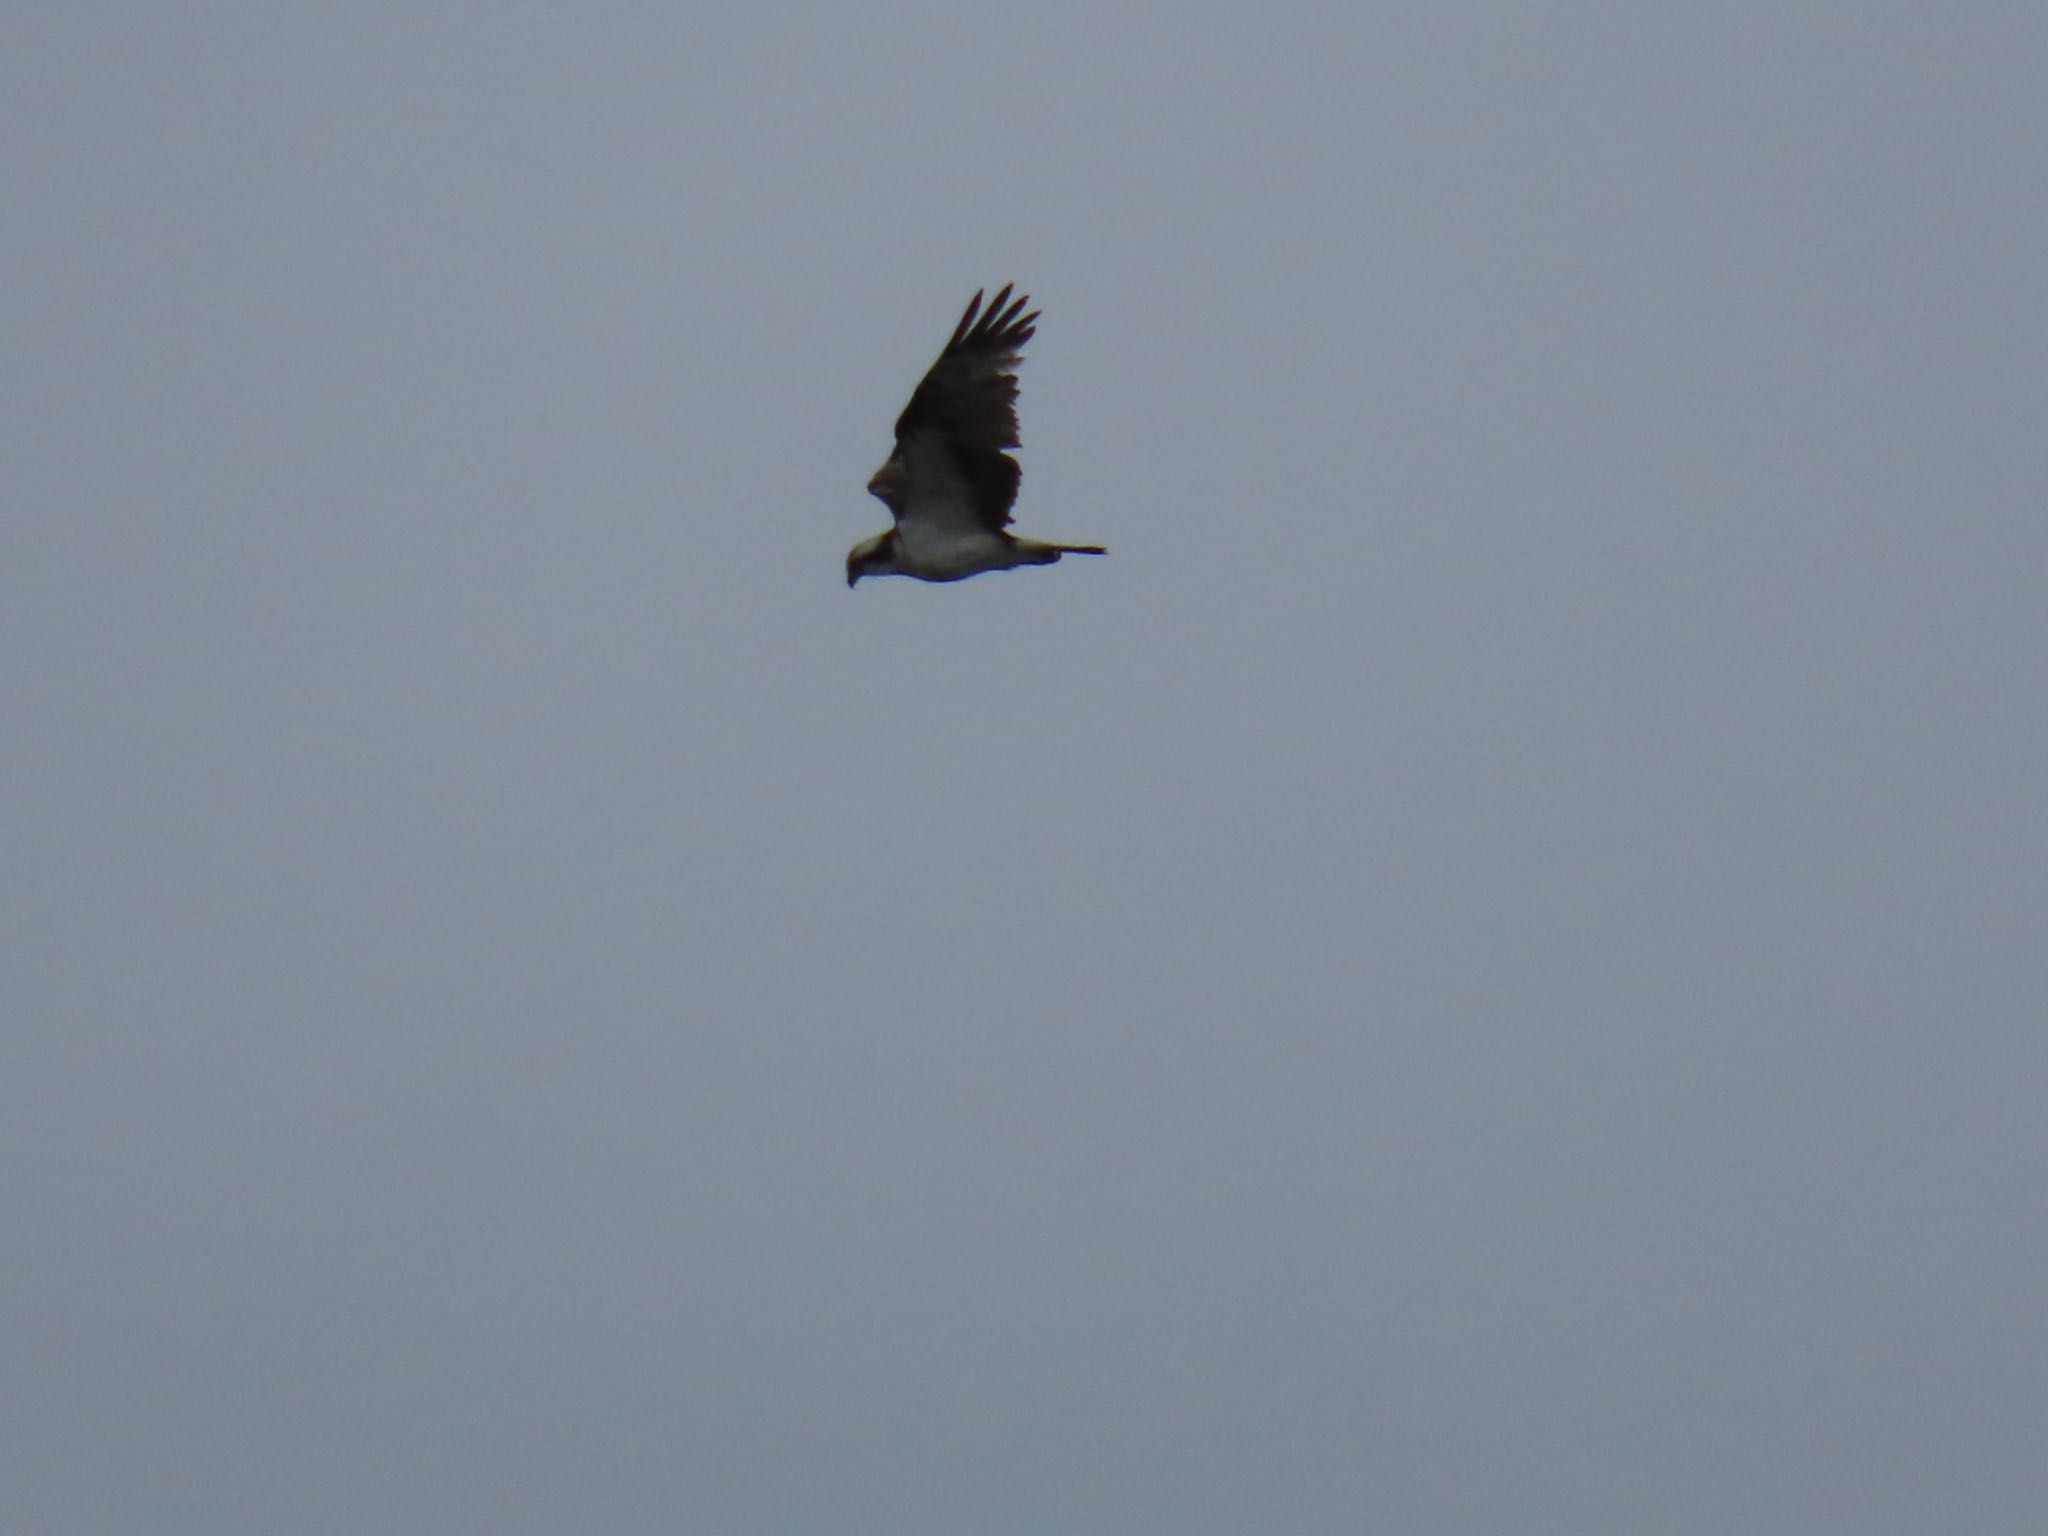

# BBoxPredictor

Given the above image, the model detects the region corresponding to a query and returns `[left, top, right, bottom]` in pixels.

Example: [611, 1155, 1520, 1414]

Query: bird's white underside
[893, 517, 1016, 579]
[867, 429, 1022, 579]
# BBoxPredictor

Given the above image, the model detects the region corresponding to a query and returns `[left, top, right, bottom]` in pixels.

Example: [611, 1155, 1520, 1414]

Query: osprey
[847, 285, 1105, 586]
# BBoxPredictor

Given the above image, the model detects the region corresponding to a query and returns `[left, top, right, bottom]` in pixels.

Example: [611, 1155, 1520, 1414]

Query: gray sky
[6, 4, 2045, 1532]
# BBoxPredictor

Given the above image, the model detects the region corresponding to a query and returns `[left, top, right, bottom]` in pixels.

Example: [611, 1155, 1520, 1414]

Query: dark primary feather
[889, 285, 1039, 530]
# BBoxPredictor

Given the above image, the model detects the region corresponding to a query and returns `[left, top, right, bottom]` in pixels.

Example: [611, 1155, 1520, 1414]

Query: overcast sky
[6, 4, 2045, 1532]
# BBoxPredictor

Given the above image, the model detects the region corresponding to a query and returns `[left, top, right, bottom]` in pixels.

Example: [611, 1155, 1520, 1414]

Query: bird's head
[845, 530, 893, 588]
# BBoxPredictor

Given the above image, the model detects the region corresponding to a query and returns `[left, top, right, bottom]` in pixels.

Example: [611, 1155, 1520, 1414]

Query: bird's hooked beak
[846, 529, 890, 588]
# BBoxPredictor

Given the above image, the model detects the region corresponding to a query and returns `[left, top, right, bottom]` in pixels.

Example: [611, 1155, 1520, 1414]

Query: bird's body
[847, 286, 1105, 586]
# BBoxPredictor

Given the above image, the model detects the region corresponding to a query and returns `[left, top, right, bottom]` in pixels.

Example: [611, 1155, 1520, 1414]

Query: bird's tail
[1014, 538, 1107, 567]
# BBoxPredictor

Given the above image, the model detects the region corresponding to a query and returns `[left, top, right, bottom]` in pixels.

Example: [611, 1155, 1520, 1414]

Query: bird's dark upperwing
[889, 285, 1038, 532]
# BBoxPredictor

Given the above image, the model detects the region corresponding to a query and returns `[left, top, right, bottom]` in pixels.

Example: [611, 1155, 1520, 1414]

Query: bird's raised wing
[882, 285, 1038, 534]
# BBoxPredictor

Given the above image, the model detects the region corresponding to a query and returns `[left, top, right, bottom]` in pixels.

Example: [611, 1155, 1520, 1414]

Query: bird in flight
[847, 285, 1105, 586]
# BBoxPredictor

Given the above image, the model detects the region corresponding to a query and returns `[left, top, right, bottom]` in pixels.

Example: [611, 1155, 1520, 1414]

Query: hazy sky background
[6, 4, 2045, 1532]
